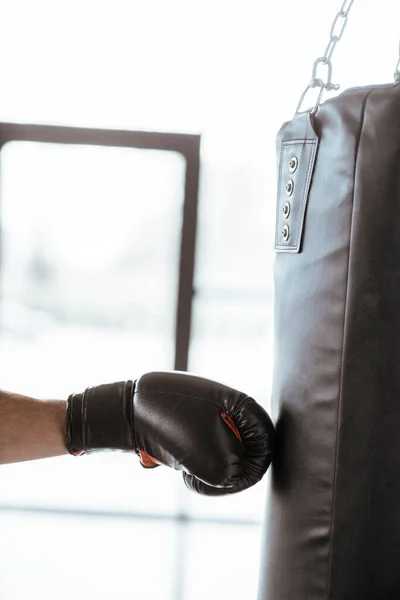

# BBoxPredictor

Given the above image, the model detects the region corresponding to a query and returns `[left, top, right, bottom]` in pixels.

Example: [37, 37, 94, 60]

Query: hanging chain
[296, 0, 355, 114]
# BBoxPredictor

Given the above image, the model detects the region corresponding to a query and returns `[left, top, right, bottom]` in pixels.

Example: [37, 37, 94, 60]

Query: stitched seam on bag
[275, 138, 304, 251]
[295, 139, 317, 248]
[275, 143, 285, 248]
[326, 89, 373, 600]
[275, 140, 316, 251]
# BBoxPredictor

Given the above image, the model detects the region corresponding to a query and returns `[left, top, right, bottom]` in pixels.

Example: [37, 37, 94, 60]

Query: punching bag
[258, 2, 400, 599]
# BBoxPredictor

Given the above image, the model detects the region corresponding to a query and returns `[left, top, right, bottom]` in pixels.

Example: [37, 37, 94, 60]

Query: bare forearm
[0, 390, 67, 465]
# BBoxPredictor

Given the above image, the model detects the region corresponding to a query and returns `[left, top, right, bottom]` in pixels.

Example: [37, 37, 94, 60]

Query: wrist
[66, 381, 136, 455]
[0, 394, 67, 464]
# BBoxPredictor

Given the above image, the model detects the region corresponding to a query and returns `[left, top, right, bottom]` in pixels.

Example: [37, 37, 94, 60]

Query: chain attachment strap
[296, 0, 355, 115]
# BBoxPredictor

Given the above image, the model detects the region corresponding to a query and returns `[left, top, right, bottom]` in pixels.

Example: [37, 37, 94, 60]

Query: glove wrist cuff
[66, 381, 136, 455]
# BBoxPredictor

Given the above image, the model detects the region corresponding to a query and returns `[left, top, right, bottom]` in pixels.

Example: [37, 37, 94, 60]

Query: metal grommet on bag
[283, 202, 291, 218]
[282, 224, 290, 241]
[289, 157, 298, 173]
[286, 180, 294, 196]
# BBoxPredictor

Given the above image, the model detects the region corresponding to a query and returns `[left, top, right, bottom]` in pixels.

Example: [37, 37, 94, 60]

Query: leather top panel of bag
[258, 84, 400, 600]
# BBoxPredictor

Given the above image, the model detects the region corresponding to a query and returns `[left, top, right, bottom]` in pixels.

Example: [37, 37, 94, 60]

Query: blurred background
[0, 0, 398, 598]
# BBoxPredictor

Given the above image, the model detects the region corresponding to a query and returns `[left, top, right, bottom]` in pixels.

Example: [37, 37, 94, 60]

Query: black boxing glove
[66, 371, 274, 496]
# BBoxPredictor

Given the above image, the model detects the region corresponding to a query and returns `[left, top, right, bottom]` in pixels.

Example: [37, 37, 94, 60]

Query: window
[0, 127, 199, 600]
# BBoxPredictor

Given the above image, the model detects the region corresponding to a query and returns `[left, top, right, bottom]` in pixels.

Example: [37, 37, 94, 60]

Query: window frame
[0, 122, 201, 371]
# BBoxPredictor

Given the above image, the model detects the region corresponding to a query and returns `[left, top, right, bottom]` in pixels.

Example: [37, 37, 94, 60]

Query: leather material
[275, 125, 319, 253]
[258, 83, 400, 599]
[66, 371, 275, 496]
[66, 381, 135, 454]
[134, 371, 275, 495]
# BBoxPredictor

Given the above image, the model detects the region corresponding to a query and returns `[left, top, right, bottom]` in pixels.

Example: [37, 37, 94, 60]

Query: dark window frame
[0, 122, 201, 371]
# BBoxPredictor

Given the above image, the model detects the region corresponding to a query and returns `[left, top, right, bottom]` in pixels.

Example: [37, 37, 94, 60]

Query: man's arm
[0, 390, 67, 465]
[0, 374, 275, 497]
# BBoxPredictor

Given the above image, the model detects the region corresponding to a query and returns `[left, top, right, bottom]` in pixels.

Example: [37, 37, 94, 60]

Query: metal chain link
[296, 0, 355, 114]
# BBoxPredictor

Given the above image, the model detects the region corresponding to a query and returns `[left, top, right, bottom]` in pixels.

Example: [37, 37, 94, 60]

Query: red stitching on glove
[221, 413, 242, 444]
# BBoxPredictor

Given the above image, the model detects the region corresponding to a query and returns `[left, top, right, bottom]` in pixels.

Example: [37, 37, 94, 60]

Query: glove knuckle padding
[133, 371, 275, 495]
[185, 398, 275, 496]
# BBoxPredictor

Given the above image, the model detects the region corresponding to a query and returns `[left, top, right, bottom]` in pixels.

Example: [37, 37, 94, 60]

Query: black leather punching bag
[258, 3, 400, 599]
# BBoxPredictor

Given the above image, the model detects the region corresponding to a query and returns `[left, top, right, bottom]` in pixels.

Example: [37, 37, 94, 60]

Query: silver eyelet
[286, 180, 294, 197]
[283, 202, 291, 219]
[289, 157, 298, 174]
[282, 224, 290, 241]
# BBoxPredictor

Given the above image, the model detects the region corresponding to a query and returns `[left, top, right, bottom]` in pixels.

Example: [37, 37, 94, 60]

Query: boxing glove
[66, 371, 274, 496]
